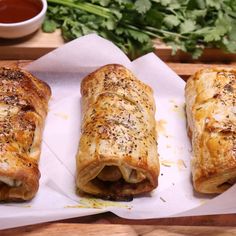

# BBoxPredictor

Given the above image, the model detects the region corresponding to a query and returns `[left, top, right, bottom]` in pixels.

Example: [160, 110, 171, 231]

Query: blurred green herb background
[43, 0, 236, 59]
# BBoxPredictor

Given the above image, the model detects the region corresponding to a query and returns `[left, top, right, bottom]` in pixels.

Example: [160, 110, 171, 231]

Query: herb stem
[47, 0, 113, 19]
[144, 26, 189, 39]
[123, 24, 163, 38]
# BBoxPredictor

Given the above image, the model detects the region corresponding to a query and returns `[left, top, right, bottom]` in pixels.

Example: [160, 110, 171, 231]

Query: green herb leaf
[42, 19, 57, 32]
[163, 15, 181, 29]
[180, 19, 196, 33]
[43, 0, 236, 59]
[134, 0, 151, 14]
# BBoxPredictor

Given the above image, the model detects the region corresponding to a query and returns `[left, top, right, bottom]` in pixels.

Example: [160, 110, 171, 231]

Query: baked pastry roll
[0, 67, 51, 201]
[185, 68, 236, 194]
[76, 64, 159, 200]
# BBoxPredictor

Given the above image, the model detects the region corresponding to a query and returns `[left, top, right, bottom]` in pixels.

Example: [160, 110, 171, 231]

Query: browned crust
[0, 67, 51, 201]
[185, 67, 236, 194]
[81, 64, 153, 95]
[76, 64, 159, 199]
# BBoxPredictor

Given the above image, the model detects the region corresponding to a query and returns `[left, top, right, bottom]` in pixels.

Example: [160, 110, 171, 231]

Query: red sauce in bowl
[0, 0, 43, 23]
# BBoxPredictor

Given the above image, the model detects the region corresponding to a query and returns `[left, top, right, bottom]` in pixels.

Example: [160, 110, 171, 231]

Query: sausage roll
[185, 68, 236, 194]
[0, 67, 51, 201]
[76, 64, 159, 200]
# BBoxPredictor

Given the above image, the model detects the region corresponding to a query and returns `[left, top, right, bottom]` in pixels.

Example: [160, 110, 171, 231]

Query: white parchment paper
[0, 34, 235, 230]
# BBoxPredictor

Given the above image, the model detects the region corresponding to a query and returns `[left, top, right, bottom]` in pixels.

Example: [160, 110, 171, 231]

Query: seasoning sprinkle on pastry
[76, 64, 159, 201]
[185, 68, 236, 194]
[0, 67, 51, 201]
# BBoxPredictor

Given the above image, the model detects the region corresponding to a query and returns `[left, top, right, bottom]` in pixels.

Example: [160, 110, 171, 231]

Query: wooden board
[0, 29, 236, 62]
[1, 60, 235, 81]
[1, 223, 236, 236]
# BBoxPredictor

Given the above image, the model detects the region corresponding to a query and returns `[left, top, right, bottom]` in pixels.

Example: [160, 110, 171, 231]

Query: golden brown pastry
[185, 68, 236, 194]
[76, 64, 159, 200]
[0, 67, 51, 201]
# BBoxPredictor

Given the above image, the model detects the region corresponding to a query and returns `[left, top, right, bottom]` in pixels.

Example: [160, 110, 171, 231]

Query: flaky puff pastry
[185, 68, 236, 194]
[0, 67, 51, 201]
[76, 64, 159, 200]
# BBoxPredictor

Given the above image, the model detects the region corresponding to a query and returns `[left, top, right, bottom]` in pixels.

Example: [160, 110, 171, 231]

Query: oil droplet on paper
[65, 198, 132, 210]
[22, 205, 32, 208]
[156, 119, 167, 135]
[160, 158, 188, 170]
[80, 198, 131, 209]
[5, 204, 31, 208]
[177, 159, 187, 171]
[53, 112, 69, 120]
[169, 100, 186, 119]
[161, 159, 175, 167]
[65, 205, 89, 209]
[199, 199, 208, 205]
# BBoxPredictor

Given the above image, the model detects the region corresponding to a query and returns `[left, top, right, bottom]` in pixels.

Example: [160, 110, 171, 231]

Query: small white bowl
[0, 0, 47, 39]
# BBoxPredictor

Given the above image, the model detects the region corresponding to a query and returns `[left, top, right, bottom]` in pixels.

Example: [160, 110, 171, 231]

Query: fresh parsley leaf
[159, 0, 172, 7]
[222, 37, 236, 53]
[206, 0, 221, 10]
[204, 16, 231, 42]
[187, 0, 206, 9]
[229, 20, 236, 41]
[163, 15, 181, 29]
[42, 19, 57, 33]
[126, 28, 150, 43]
[91, 0, 111, 7]
[44, 0, 236, 59]
[134, 0, 151, 14]
[180, 19, 196, 33]
[102, 18, 116, 30]
[191, 48, 203, 59]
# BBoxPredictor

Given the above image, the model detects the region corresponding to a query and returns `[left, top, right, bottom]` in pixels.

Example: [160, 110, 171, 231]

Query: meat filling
[0, 176, 22, 187]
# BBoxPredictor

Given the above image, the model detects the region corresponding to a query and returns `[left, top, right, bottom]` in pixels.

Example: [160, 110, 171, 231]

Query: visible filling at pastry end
[0, 176, 22, 187]
[217, 177, 236, 191]
[85, 165, 151, 201]
[97, 165, 146, 183]
[97, 166, 122, 182]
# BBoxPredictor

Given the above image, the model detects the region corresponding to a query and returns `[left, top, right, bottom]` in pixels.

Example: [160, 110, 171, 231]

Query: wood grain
[0, 30, 64, 60]
[153, 39, 236, 63]
[0, 60, 235, 81]
[58, 212, 236, 227]
[1, 223, 236, 236]
[0, 29, 235, 62]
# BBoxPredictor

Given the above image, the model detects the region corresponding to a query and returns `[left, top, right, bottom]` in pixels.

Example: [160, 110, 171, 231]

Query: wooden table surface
[0, 29, 236, 235]
[0, 29, 236, 63]
[1, 60, 235, 81]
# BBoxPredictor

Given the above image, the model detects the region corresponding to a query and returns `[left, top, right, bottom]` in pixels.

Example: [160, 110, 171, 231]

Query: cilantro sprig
[43, 0, 236, 59]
